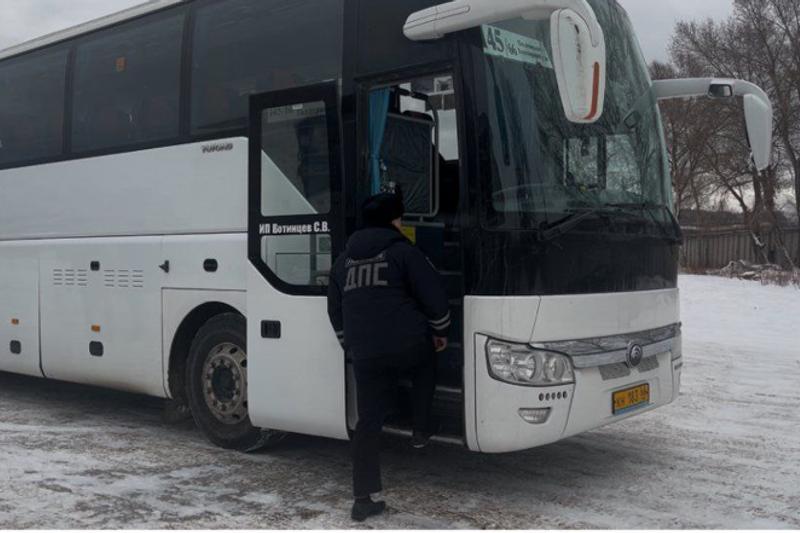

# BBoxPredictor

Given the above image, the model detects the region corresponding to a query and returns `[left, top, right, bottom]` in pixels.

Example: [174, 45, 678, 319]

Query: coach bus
[0, 0, 772, 453]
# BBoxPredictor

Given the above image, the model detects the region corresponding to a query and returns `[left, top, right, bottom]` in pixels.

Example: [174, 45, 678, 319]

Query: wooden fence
[681, 227, 800, 270]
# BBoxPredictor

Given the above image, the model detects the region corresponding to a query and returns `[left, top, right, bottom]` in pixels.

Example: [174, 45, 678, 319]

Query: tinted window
[0, 48, 68, 166]
[261, 101, 331, 216]
[72, 13, 184, 152]
[260, 100, 334, 287]
[191, 0, 343, 135]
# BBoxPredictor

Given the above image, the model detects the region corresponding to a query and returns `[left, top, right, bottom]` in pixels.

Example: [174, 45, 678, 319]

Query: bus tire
[186, 313, 283, 452]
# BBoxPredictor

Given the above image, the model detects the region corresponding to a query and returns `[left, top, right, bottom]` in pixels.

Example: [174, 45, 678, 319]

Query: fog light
[518, 408, 551, 425]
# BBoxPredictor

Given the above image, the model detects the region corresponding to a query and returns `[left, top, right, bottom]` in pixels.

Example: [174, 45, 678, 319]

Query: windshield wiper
[536, 208, 604, 244]
[537, 203, 683, 245]
[606, 202, 684, 245]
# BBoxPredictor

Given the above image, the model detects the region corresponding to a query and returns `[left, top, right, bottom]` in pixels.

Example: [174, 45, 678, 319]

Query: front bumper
[472, 334, 679, 453]
[464, 289, 681, 453]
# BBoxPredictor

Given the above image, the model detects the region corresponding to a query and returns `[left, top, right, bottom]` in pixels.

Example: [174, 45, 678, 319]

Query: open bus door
[246, 82, 349, 440]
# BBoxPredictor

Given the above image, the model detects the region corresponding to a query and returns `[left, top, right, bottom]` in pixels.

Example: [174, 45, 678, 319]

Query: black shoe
[410, 431, 432, 449]
[351, 498, 386, 522]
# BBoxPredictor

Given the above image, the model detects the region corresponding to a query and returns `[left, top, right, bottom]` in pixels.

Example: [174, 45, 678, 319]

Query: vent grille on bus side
[103, 269, 145, 289]
[52, 269, 88, 287]
[50, 268, 144, 289]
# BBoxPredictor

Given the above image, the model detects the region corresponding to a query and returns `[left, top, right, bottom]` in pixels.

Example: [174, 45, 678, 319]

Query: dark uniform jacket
[327, 227, 451, 360]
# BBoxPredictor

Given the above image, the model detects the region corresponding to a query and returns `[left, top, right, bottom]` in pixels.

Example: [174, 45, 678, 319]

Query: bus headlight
[486, 339, 575, 387]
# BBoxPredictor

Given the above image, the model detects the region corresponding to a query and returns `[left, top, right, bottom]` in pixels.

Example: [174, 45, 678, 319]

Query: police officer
[327, 192, 451, 522]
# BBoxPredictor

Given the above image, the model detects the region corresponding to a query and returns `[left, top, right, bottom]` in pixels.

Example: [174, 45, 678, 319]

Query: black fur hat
[362, 193, 405, 228]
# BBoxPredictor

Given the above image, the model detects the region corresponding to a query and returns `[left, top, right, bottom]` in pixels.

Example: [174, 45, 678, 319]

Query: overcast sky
[0, 0, 734, 62]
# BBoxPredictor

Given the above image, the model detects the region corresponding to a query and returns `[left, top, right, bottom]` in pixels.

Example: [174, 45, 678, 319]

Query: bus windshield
[472, 0, 673, 234]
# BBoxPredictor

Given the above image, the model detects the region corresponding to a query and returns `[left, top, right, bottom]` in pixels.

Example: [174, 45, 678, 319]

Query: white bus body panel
[0, 233, 250, 398]
[530, 289, 679, 342]
[0, 133, 252, 396]
[465, 289, 680, 453]
[246, 264, 348, 440]
[161, 234, 248, 292]
[0, 139, 248, 241]
[462, 297, 542, 451]
[160, 232, 249, 398]
[38, 237, 166, 396]
[0, 256, 42, 377]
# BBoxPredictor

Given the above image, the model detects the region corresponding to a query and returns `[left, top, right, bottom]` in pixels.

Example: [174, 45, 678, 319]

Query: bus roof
[0, 0, 185, 62]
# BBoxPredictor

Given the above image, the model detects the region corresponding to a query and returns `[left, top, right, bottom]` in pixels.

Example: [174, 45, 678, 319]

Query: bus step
[382, 425, 465, 447]
[398, 380, 462, 397]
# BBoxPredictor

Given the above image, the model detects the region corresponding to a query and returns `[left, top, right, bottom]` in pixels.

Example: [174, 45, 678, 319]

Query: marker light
[486, 339, 575, 387]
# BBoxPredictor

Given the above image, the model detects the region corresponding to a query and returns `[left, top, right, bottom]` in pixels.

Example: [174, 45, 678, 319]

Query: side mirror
[743, 92, 772, 172]
[404, 0, 607, 124]
[550, 9, 606, 123]
[652, 78, 774, 171]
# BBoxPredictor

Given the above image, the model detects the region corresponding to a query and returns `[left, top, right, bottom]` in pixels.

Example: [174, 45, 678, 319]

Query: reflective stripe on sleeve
[429, 312, 451, 332]
[431, 320, 451, 332]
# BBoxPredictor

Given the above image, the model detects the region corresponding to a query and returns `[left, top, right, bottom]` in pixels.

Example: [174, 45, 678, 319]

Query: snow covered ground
[0, 275, 798, 528]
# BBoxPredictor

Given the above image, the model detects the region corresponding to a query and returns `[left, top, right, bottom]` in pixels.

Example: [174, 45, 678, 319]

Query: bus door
[246, 82, 348, 440]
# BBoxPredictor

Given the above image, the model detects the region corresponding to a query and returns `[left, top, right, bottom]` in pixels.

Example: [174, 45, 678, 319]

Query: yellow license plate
[613, 384, 650, 415]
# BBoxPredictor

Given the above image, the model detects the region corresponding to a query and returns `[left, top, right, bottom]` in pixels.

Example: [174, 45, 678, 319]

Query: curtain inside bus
[369, 88, 391, 193]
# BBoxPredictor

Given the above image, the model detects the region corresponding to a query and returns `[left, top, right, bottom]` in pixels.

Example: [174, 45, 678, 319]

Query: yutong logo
[626, 342, 644, 368]
[202, 142, 234, 154]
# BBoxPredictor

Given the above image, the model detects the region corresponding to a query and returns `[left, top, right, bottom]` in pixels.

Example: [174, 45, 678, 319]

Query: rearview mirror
[652, 78, 774, 171]
[550, 9, 606, 123]
[404, 0, 607, 124]
[743, 92, 772, 171]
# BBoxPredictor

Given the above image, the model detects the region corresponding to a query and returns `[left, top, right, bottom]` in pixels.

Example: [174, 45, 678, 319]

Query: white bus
[0, 0, 771, 453]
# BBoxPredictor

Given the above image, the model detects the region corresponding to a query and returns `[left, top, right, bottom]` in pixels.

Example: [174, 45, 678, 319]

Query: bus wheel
[186, 313, 283, 452]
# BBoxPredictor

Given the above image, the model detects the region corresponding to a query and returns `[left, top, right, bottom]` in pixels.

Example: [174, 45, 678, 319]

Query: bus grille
[598, 356, 660, 381]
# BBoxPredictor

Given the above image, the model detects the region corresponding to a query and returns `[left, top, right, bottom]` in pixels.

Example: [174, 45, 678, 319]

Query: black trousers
[351, 343, 436, 498]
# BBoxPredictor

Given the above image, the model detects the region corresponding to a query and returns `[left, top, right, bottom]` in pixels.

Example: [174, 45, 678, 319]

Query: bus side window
[71, 12, 183, 153]
[190, 0, 342, 135]
[0, 48, 68, 167]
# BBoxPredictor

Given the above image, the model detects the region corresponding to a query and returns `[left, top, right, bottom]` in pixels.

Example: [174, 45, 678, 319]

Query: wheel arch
[166, 299, 245, 403]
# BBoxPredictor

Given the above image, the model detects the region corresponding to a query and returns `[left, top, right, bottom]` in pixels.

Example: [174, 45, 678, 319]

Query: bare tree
[764, 0, 800, 227]
[650, 61, 725, 223]
[662, 4, 799, 266]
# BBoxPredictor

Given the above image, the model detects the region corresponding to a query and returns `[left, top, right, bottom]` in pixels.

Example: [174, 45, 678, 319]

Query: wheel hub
[202, 342, 248, 425]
